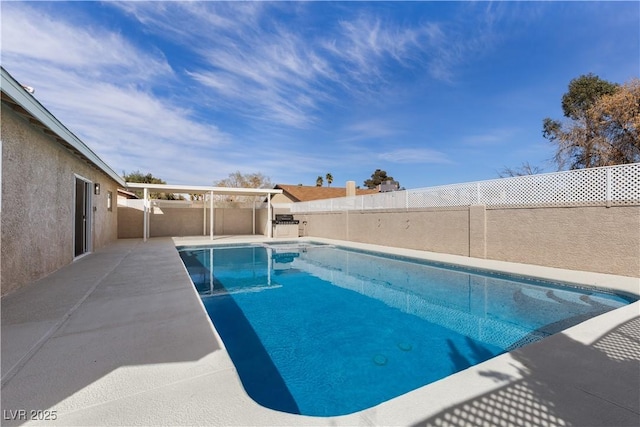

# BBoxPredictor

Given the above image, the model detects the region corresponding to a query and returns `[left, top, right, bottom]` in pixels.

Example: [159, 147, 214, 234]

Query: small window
[107, 191, 113, 212]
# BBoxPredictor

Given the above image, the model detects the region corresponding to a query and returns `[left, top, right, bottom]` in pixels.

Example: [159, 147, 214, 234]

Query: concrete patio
[1, 237, 639, 426]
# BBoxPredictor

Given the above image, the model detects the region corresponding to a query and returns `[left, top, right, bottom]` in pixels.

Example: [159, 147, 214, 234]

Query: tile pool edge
[315, 238, 640, 298]
[173, 236, 640, 298]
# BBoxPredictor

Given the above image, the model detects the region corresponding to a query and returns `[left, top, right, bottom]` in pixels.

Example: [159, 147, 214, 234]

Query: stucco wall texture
[485, 206, 640, 277]
[1, 106, 119, 296]
[298, 205, 640, 278]
[298, 208, 471, 256]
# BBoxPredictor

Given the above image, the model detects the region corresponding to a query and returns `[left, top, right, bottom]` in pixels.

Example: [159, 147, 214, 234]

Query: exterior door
[74, 177, 91, 257]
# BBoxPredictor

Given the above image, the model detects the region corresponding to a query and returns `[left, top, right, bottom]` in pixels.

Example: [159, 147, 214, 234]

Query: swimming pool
[177, 241, 636, 417]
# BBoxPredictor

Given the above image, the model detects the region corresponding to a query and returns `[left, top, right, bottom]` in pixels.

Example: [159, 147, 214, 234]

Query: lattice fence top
[290, 163, 640, 213]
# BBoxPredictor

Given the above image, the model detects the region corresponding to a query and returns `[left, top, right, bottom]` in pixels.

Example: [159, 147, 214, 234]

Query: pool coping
[2, 236, 638, 426]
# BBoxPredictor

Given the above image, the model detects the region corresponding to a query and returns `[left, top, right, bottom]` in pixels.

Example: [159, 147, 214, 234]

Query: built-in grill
[272, 214, 300, 238]
[273, 214, 300, 225]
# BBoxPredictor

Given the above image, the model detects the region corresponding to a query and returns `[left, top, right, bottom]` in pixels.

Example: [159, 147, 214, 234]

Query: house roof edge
[1, 67, 126, 187]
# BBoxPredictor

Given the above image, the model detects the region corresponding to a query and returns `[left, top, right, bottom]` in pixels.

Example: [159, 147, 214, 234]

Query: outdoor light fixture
[94, 183, 101, 195]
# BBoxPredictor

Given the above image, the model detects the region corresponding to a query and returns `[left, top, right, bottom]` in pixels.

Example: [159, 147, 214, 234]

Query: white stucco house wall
[1, 67, 126, 296]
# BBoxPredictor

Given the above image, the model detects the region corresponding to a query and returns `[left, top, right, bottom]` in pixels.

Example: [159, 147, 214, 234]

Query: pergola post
[252, 198, 256, 235]
[143, 187, 148, 242]
[267, 194, 272, 238]
[203, 194, 207, 236]
[209, 190, 214, 240]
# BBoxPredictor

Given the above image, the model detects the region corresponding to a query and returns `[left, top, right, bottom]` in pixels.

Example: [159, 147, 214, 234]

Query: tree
[123, 170, 165, 185]
[316, 176, 323, 187]
[584, 78, 640, 165]
[364, 169, 398, 189]
[498, 162, 544, 178]
[214, 171, 273, 189]
[542, 73, 632, 169]
[214, 171, 273, 204]
[325, 173, 333, 187]
[123, 171, 181, 200]
[561, 73, 619, 120]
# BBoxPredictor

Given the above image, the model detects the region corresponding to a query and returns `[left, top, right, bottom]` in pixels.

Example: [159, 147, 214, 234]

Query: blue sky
[2, 1, 638, 189]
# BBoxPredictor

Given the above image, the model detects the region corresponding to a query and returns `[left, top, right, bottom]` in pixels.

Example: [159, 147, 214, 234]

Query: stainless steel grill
[273, 214, 299, 225]
[272, 214, 300, 238]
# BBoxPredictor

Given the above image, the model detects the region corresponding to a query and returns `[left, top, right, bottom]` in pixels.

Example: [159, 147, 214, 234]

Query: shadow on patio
[412, 317, 640, 427]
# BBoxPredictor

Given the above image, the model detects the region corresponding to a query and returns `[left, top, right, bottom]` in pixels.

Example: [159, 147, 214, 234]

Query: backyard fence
[290, 163, 640, 213]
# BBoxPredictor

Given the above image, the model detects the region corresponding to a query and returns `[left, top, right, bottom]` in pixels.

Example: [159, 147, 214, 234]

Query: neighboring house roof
[117, 189, 140, 199]
[1, 67, 126, 187]
[274, 184, 378, 202]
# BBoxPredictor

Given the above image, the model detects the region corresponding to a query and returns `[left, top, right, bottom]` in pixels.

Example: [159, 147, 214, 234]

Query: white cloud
[339, 120, 402, 143]
[323, 15, 426, 83]
[186, 22, 337, 127]
[1, 3, 172, 81]
[111, 2, 493, 128]
[377, 148, 452, 164]
[462, 128, 519, 146]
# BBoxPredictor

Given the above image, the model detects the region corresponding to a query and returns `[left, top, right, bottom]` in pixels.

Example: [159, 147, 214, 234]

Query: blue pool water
[177, 242, 635, 416]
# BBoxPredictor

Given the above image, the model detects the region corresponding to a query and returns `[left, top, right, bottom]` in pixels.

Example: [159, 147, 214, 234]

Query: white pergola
[125, 183, 283, 242]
